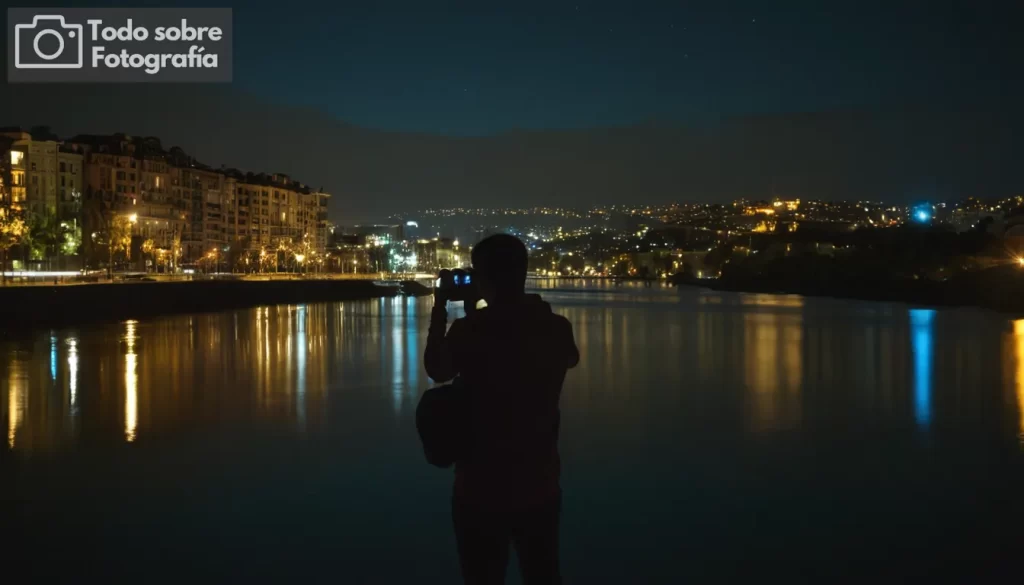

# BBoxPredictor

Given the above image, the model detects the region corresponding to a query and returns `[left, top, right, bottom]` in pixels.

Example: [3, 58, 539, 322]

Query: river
[2, 282, 1023, 582]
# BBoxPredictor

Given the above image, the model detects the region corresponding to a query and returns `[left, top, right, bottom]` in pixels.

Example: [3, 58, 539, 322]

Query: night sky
[3, 1, 1023, 220]
[229, 0, 1019, 134]
[237, 0, 1015, 134]
[17, 0, 1020, 135]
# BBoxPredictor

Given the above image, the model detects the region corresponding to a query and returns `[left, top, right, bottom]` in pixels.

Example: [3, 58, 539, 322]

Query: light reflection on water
[2, 283, 1024, 581]
[1015, 320, 1024, 439]
[1, 287, 1023, 453]
[6, 358, 23, 449]
[124, 320, 138, 442]
[296, 305, 307, 429]
[910, 309, 935, 429]
[67, 336, 79, 413]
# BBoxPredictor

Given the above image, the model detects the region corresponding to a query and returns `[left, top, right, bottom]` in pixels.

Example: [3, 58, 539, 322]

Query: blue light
[50, 335, 57, 382]
[910, 309, 935, 428]
[911, 203, 933, 224]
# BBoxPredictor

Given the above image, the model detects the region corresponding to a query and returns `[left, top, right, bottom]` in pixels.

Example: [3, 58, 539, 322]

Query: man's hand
[434, 287, 449, 308]
[434, 269, 452, 308]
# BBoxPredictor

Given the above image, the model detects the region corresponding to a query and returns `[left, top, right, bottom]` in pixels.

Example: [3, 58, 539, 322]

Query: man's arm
[424, 303, 464, 383]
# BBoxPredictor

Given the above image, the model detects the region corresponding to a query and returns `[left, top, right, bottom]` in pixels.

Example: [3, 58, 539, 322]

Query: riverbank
[673, 263, 1024, 315]
[0, 279, 408, 329]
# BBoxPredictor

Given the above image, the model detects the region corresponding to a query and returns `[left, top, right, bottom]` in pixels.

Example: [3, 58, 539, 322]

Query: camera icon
[14, 15, 84, 69]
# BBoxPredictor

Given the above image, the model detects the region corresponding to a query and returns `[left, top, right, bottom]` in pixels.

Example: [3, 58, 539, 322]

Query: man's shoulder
[547, 312, 572, 330]
[550, 312, 571, 325]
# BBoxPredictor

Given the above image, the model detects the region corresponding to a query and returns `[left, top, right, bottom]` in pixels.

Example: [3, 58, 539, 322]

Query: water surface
[3, 283, 1023, 582]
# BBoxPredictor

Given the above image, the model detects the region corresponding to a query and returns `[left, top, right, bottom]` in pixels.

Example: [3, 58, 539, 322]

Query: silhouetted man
[425, 234, 579, 585]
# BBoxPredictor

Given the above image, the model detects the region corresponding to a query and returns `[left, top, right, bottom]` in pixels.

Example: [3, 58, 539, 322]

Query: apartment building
[70, 134, 178, 268]
[235, 172, 329, 254]
[2, 130, 333, 270]
[170, 154, 239, 263]
[0, 128, 83, 219]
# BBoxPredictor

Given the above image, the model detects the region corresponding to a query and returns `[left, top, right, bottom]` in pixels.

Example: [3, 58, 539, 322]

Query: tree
[295, 233, 315, 274]
[170, 232, 182, 273]
[275, 241, 293, 273]
[227, 236, 252, 273]
[0, 210, 28, 286]
[141, 238, 156, 272]
[60, 220, 82, 259]
[80, 187, 109, 270]
[29, 214, 69, 270]
[107, 214, 133, 278]
[258, 246, 275, 273]
[22, 216, 43, 263]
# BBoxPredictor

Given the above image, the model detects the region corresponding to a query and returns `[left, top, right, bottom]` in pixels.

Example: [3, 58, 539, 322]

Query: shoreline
[673, 267, 1024, 316]
[5, 270, 1022, 331]
[0, 279, 412, 330]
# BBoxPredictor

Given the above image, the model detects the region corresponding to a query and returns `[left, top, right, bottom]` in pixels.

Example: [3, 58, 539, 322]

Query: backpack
[415, 382, 471, 468]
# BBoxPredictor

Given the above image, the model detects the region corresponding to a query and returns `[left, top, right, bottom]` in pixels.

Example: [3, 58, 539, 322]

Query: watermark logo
[14, 15, 83, 69]
[8, 7, 232, 82]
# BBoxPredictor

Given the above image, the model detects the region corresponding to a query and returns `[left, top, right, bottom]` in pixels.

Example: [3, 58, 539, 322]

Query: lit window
[10, 151, 23, 166]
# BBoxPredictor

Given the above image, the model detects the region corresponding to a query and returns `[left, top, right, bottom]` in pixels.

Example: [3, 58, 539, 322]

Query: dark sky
[4, 1, 1023, 221]
[239, 0, 1019, 134]
[233, 0, 1020, 134]
[19, 0, 1022, 135]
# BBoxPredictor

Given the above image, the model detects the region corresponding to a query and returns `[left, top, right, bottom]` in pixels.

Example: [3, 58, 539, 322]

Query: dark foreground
[2, 284, 1023, 583]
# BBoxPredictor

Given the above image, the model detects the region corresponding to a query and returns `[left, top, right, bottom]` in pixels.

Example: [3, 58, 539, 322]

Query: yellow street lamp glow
[295, 254, 306, 263]
[128, 213, 138, 224]
[1018, 257, 1024, 267]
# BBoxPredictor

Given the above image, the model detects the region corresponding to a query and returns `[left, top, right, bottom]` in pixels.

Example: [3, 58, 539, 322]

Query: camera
[436, 268, 479, 303]
[14, 15, 84, 69]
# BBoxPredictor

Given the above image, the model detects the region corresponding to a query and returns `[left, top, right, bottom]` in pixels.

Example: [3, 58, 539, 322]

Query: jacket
[423, 294, 579, 508]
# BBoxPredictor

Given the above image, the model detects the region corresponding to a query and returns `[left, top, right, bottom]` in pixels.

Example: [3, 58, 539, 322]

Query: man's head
[471, 234, 528, 304]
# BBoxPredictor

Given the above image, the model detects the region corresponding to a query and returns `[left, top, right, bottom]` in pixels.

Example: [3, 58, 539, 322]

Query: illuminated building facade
[0, 129, 83, 219]
[234, 172, 330, 254]
[170, 159, 237, 263]
[69, 134, 331, 269]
